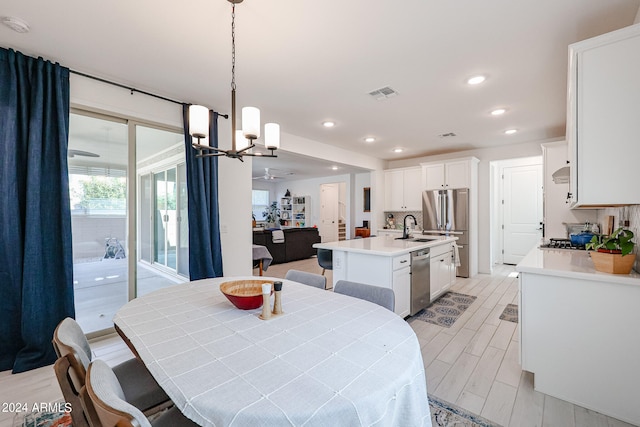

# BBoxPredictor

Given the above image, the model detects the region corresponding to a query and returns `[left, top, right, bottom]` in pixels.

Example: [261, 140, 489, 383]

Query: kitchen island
[516, 246, 640, 425]
[314, 235, 457, 318]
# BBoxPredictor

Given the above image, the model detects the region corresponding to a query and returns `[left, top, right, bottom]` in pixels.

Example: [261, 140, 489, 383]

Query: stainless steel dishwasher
[410, 249, 431, 315]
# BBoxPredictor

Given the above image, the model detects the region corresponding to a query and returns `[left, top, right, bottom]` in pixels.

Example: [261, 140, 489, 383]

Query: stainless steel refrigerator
[422, 188, 470, 277]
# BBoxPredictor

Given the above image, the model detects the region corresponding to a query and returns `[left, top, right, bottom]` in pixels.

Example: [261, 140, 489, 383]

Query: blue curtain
[182, 104, 224, 279]
[0, 48, 74, 373]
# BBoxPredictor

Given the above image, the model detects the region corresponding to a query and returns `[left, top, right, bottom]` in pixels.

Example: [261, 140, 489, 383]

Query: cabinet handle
[400, 260, 408, 264]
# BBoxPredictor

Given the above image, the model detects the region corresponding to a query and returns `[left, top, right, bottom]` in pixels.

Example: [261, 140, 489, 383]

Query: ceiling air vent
[368, 86, 398, 101]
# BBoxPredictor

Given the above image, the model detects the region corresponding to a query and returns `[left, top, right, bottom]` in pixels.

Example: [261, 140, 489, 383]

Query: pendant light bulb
[189, 105, 209, 142]
[242, 107, 260, 139]
[265, 123, 280, 150]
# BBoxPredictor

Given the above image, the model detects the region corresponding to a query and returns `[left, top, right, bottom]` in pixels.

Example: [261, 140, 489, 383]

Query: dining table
[113, 276, 432, 426]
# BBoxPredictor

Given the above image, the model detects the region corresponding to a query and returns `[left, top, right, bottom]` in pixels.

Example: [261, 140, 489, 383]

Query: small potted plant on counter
[586, 227, 636, 274]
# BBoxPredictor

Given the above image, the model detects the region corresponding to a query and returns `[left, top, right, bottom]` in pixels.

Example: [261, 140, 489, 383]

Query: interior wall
[274, 174, 351, 231]
[354, 173, 372, 232]
[388, 139, 553, 274]
[635, 7, 640, 24]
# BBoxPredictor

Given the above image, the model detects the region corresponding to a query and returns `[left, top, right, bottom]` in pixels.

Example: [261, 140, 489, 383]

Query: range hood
[552, 166, 570, 184]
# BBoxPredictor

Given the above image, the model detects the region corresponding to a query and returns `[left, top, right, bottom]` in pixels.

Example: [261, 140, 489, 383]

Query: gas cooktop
[539, 238, 586, 251]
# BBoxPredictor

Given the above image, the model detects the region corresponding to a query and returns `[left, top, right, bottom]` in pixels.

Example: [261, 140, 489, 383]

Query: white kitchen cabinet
[392, 254, 411, 318]
[517, 247, 640, 425]
[384, 167, 422, 211]
[421, 158, 475, 191]
[429, 243, 454, 300]
[566, 24, 640, 207]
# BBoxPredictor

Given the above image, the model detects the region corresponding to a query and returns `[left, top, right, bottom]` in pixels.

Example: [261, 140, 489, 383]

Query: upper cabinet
[421, 158, 477, 191]
[384, 167, 422, 211]
[567, 24, 640, 207]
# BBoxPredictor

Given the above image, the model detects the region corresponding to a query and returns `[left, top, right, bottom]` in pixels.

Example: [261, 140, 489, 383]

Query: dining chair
[52, 318, 170, 417]
[85, 359, 199, 427]
[334, 280, 395, 311]
[285, 269, 327, 289]
[317, 248, 333, 276]
[53, 353, 93, 427]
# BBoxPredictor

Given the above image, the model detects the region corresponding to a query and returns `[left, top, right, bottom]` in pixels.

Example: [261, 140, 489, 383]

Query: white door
[503, 164, 543, 264]
[319, 183, 339, 242]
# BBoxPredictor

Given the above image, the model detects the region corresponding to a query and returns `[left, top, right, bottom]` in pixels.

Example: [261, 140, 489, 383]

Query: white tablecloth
[114, 276, 431, 427]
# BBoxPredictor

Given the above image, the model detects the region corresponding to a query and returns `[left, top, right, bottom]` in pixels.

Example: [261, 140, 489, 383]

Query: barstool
[317, 248, 333, 276]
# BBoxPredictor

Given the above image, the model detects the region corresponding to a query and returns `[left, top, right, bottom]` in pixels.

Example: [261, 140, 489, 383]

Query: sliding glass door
[141, 165, 187, 276]
[68, 110, 188, 335]
[136, 125, 189, 296]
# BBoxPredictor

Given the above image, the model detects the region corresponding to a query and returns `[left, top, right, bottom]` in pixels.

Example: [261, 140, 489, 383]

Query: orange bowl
[220, 280, 274, 310]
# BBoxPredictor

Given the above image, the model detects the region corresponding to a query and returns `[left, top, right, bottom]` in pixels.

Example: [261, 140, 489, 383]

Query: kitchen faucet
[403, 214, 417, 239]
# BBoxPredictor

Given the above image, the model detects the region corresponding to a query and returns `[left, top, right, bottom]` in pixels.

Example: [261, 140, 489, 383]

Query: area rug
[499, 304, 518, 323]
[429, 394, 502, 427]
[16, 397, 501, 427]
[414, 291, 477, 328]
[15, 410, 72, 427]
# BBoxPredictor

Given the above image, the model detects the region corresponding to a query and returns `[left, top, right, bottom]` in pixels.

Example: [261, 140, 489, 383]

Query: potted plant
[586, 227, 636, 274]
[262, 202, 280, 228]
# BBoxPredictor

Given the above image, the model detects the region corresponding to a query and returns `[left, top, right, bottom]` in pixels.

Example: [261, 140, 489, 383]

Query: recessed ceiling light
[491, 108, 506, 116]
[467, 75, 486, 85]
[504, 129, 517, 135]
[1, 16, 30, 33]
[322, 121, 335, 128]
[393, 148, 404, 153]
[331, 166, 339, 170]
[364, 137, 376, 143]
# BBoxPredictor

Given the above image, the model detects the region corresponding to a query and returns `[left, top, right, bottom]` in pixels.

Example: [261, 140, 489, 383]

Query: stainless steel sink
[395, 236, 440, 242]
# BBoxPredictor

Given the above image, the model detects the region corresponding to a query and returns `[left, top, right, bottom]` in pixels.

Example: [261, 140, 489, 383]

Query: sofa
[252, 227, 321, 264]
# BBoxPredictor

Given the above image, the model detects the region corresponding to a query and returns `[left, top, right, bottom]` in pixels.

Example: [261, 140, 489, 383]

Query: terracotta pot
[597, 248, 622, 254]
[589, 251, 636, 274]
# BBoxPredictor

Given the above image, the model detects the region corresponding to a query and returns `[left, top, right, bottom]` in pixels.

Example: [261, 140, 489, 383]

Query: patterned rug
[414, 291, 477, 328]
[15, 410, 72, 427]
[499, 304, 518, 323]
[16, 397, 501, 427]
[429, 395, 502, 426]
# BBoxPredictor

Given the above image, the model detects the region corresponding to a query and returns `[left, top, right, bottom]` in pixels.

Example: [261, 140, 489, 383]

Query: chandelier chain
[231, 4, 236, 91]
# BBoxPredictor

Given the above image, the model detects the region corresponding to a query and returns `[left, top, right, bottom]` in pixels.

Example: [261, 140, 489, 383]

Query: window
[252, 190, 270, 221]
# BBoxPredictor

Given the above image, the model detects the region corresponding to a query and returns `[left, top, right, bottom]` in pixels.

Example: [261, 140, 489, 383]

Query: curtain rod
[69, 69, 229, 119]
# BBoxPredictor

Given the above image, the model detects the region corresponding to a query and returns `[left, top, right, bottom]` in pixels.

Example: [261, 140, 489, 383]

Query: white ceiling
[2, 0, 639, 173]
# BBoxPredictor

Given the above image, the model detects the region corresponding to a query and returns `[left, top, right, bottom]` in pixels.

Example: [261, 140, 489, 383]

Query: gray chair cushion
[114, 358, 170, 413]
[56, 317, 92, 370]
[88, 359, 152, 427]
[285, 270, 326, 289]
[151, 407, 200, 427]
[334, 280, 395, 311]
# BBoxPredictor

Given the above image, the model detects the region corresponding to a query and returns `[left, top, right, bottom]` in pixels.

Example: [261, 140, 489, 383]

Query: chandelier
[189, 0, 279, 161]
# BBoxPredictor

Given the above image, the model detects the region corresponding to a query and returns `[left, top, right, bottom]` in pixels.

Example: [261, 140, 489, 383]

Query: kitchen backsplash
[383, 211, 422, 230]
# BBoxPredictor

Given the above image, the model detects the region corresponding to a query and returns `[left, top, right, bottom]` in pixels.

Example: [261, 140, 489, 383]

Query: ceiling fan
[253, 167, 293, 180]
[68, 149, 100, 158]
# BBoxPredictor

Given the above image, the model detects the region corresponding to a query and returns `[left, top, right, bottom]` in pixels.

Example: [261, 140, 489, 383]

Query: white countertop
[516, 246, 640, 285]
[314, 235, 456, 256]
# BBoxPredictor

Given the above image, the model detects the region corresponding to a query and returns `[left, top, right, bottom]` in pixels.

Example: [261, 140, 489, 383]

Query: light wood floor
[0, 259, 634, 427]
